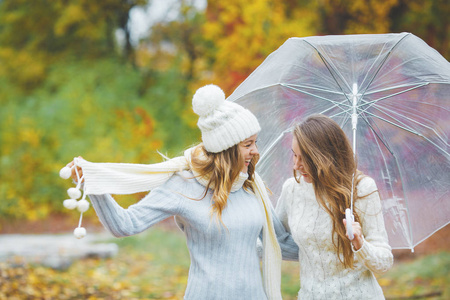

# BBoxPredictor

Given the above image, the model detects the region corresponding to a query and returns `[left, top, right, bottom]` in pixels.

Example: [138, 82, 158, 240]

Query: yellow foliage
[0, 114, 16, 156]
[54, 4, 87, 36]
[19, 127, 42, 148]
[318, 0, 399, 34]
[0, 47, 47, 87]
[203, 0, 318, 92]
[377, 277, 392, 286]
[181, 107, 199, 132]
[345, 0, 398, 34]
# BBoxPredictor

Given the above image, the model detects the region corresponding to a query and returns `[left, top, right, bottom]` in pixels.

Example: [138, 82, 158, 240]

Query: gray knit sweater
[89, 170, 298, 300]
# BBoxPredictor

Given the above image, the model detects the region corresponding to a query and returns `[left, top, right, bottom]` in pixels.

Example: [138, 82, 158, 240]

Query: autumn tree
[0, 0, 146, 89]
[390, 0, 449, 60]
[312, 0, 399, 34]
[139, 1, 209, 99]
[203, 0, 318, 93]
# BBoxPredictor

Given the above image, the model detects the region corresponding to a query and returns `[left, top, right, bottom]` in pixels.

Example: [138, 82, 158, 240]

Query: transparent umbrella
[228, 32, 450, 250]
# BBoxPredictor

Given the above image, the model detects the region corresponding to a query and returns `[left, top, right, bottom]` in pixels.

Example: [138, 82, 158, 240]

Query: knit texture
[192, 84, 261, 153]
[275, 176, 393, 300]
[71, 149, 286, 299]
[89, 170, 296, 299]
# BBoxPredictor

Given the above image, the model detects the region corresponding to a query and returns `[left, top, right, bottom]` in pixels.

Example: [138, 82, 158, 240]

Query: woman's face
[292, 137, 312, 183]
[238, 134, 259, 174]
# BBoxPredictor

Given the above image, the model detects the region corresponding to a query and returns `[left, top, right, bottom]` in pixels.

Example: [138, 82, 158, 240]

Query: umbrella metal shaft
[351, 83, 358, 213]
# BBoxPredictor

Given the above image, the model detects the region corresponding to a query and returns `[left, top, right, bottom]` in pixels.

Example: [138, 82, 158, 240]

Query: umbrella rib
[398, 185, 415, 251]
[259, 129, 292, 162]
[358, 42, 393, 90]
[357, 33, 411, 107]
[358, 112, 415, 248]
[328, 110, 353, 125]
[363, 110, 424, 135]
[368, 103, 449, 146]
[343, 113, 352, 128]
[363, 111, 450, 157]
[302, 40, 353, 106]
[283, 83, 357, 116]
[338, 113, 353, 131]
[282, 84, 351, 108]
[372, 55, 437, 86]
[329, 109, 352, 118]
[318, 104, 349, 116]
[358, 113, 395, 155]
[363, 83, 429, 96]
[361, 117, 404, 213]
[358, 83, 429, 109]
[361, 82, 448, 96]
[284, 83, 344, 96]
[229, 82, 333, 102]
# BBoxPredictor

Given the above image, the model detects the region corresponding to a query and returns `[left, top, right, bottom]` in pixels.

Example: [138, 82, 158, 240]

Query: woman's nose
[293, 158, 300, 170]
[251, 145, 259, 155]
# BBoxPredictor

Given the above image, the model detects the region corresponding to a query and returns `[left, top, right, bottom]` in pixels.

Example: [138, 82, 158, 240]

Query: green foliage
[148, 4, 209, 85]
[390, 0, 450, 60]
[0, 58, 199, 221]
[0, 0, 146, 89]
[0, 0, 448, 224]
[113, 225, 190, 268]
[280, 261, 300, 299]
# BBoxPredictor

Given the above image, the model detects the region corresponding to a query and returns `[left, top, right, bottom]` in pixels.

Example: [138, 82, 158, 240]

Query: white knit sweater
[275, 176, 393, 300]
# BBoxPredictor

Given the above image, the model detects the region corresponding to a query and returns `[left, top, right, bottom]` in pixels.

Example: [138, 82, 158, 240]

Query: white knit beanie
[192, 84, 261, 153]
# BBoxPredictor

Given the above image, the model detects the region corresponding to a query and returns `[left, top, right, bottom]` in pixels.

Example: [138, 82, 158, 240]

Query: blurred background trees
[0, 0, 448, 223]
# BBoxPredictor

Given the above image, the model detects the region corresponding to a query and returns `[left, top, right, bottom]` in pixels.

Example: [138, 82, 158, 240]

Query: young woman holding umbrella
[61, 84, 298, 300]
[275, 114, 393, 299]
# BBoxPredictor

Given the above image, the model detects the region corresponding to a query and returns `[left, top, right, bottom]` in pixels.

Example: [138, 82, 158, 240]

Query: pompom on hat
[192, 84, 261, 153]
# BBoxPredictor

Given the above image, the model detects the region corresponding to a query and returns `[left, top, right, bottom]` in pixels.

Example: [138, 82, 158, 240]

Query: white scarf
[70, 149, 282, 300]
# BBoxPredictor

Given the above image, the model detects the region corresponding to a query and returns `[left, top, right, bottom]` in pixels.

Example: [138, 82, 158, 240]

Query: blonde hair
[293, 114, 374, 268]
[190, 143, 259, 226]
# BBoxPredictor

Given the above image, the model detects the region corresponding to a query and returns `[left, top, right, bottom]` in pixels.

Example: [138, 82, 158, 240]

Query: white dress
[276, 176, 393, 300]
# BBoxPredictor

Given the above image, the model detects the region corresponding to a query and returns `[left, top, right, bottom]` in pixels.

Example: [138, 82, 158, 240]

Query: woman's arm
[272, 206, 299, 261]
[257, 179, 299, 260]
[274, 179, 299, 261]
[89, 174, 185, 237]
[352, 177, 394, 274]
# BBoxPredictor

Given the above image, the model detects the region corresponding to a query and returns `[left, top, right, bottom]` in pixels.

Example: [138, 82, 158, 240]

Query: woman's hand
[65, 156, 84, 182]
[343, 219, 364, 251]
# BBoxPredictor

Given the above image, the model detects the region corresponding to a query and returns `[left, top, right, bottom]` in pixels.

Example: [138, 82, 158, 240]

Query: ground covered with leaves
[1, 226, 449, 300]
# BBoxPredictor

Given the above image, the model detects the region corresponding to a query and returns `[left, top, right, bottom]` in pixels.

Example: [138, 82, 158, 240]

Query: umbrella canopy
[228, 32, 450, 250]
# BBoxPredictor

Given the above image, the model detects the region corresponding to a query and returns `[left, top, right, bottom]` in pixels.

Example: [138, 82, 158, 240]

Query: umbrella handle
[345, 208, 354, 240]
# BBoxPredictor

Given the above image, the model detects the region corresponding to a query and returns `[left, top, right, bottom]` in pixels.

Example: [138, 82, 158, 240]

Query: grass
[377, 252, 450, 300]
[0, 226, 448, 299]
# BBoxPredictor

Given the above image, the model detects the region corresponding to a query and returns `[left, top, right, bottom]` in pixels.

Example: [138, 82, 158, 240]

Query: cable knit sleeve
[89, 173, 186, 238]
[353, 177, 394, 274]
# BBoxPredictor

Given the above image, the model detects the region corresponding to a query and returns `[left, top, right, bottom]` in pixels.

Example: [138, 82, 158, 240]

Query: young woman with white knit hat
[60, 84, 298, 300]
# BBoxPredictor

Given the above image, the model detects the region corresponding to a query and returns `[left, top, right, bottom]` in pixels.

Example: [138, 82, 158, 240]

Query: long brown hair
[293, 114, 368, 268]
[190, 143, 259, 226]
